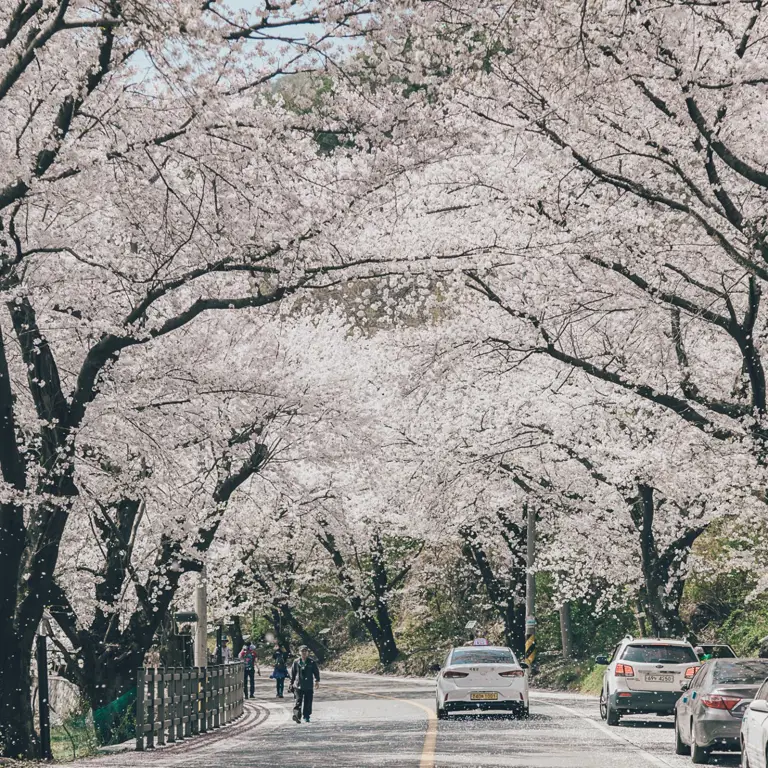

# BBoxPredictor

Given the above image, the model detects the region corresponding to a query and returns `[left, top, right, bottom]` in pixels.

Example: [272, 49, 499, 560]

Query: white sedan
[434, 642, 529, 719]
[741, 677, 768, 767]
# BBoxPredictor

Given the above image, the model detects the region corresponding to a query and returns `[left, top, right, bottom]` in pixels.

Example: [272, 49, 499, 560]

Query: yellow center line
[335, 686, 437, 768]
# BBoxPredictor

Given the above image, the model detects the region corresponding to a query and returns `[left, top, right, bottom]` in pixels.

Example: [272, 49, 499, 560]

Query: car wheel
[599, 689, 608, 721]
[436, 705, 447, 720]
[674, 716, 690, 756]
[605, 697, 620, 726]
[520, 706, 530, 719]
[691, 736, 710, 765]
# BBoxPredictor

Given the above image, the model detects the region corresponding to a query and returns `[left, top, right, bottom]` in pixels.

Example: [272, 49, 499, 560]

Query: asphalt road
[71, 671, 743, 768]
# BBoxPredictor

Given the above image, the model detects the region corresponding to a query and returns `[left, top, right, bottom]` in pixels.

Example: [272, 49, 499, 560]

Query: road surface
[72, 672, 742, 767]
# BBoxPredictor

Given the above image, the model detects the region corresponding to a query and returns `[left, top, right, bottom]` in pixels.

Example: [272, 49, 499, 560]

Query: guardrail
[135, 662, 244, 750]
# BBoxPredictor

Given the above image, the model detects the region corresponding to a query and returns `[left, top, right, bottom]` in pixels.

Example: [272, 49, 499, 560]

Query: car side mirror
[429, 664, 441, 673]
[520, 662, 529, 670]
[595, 655, 609, 666]
[681, 681, 690, 692]
[750, 700, 768, 714]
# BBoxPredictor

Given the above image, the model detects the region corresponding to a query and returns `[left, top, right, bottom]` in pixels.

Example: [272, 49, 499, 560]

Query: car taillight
[615, 664, 635, 677]
[443, 670, 469, 678]
[499, 670, 525, 678]
[685, 666, 700, 679]
[701, 695, 741, 711]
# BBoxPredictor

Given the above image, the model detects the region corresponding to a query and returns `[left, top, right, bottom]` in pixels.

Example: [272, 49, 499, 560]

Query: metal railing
[135, 662, 244, 750]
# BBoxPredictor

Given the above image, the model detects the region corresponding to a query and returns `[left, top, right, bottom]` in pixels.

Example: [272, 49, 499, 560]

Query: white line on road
[537, 697, 677, 768]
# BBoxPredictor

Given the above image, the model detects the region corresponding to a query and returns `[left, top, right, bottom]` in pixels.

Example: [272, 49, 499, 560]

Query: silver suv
[596, 636, 700, 726]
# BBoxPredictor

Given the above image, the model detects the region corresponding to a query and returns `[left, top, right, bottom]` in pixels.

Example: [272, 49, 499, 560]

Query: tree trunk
[368, 610, 399, 665]
[280, 604, 327, 662]
[0, 641, 37, 758]
[230, 616, 245, 656]
[631, 484, 702, 638]
[460, 524, 526, 656]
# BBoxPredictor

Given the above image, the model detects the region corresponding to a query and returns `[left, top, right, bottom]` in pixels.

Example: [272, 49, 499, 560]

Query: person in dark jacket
[289, 645, 320, 722]
[239, 644, 259, 699]
[270, 644, 290, 698]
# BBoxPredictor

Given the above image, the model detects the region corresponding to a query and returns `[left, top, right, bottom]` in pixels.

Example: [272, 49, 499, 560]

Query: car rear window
[701, 645, 736, 659]
[713, 661, 768, 684]
[621, 644, 697, 664]
[451, 648, 516, 665]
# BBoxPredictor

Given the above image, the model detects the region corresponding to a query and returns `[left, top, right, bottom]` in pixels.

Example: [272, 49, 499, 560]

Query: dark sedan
[675, 658, 768, 764]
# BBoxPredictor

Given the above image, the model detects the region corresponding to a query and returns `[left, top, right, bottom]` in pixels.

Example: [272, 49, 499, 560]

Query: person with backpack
[239, 643, 259, 698]
[289, 645, 320, 723]
[270, 644, 290, 698]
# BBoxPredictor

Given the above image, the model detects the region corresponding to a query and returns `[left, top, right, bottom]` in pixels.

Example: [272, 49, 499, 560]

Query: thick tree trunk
[280, 605, 328, 661]
[460, 524, 526, 656]
[230, 616, 245, 656]
[0, 641, 37, 758]
[631, 484, 702, 638]
[317, 525, 401, 665]
[367, 610, 399, 665]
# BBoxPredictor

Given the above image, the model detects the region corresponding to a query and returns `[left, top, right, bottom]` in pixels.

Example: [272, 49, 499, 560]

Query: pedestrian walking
[270, 644, 290, 698]
[218, 637, 233, 664]
[239, 643, 259, 698]
[289, 645, 320, 723]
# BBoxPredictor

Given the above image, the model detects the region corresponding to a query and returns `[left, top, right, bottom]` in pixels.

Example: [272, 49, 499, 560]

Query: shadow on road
[703, 756, 741, 766]
[446, 712, 552, 723]
[615, 718, 674, 729]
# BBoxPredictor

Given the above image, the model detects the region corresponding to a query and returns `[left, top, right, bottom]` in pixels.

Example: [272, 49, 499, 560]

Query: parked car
[741, 675, 768, 768]
[674, 658, 768, 764]
[434, 642, 529, 719]
[695, 644, 737, 661]
[596, 636, 700, 726]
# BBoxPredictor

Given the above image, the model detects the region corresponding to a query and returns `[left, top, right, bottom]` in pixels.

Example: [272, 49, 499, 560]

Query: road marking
[336, 686, 437, 768]
[537, 697, 676, 767]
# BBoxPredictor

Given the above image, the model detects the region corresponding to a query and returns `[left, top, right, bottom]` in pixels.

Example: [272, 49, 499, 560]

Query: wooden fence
[135, 663, 244, 750]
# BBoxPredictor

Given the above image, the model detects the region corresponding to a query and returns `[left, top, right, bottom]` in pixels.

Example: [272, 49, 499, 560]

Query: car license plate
[470, 692, 499, 701]
[645, 674, 674, 684]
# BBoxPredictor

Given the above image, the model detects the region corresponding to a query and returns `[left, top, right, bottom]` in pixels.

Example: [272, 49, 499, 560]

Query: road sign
[465, 620, 477, 630]
[175, 611, 198, 623]
[525, 616, 537, 629]
[473, 638, 489, 646]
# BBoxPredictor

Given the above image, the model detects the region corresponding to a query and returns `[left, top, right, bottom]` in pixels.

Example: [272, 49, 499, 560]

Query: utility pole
[195, 567, 208, 668]
[559, 602, 573, 659]
[524, 504, 537, 667]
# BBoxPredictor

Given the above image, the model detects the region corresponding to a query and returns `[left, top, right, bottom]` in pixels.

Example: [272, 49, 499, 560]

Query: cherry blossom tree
[0, 0, 421, 756]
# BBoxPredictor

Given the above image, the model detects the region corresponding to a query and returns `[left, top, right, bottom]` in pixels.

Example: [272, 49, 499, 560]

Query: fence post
[167, 668, 176, 744]
[200, 667, 208, 734]
[177, 667, 185, 741]
[147, 667, 156, 750]
[190, 668, 199, 736]
[183, 669, 191, 738]
[219, 667, 229, 725]
[213, 666, 221, 729]
[157, 668, 166, 747]
[135, 668, 145, 751]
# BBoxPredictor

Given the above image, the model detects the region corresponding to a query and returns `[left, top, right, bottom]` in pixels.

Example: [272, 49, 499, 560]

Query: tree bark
[630, 484, 703, 637]
[0, 641, 36, 758]
[317, 525, 401, 665]
[460, 521, 526, 656]
[280, 604, 328, 662]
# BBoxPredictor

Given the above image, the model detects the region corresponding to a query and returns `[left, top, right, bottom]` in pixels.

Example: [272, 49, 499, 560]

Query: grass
[50, 716, 98, 763]
[326, 642, 382, 673]
[531, 656, 604, 695]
